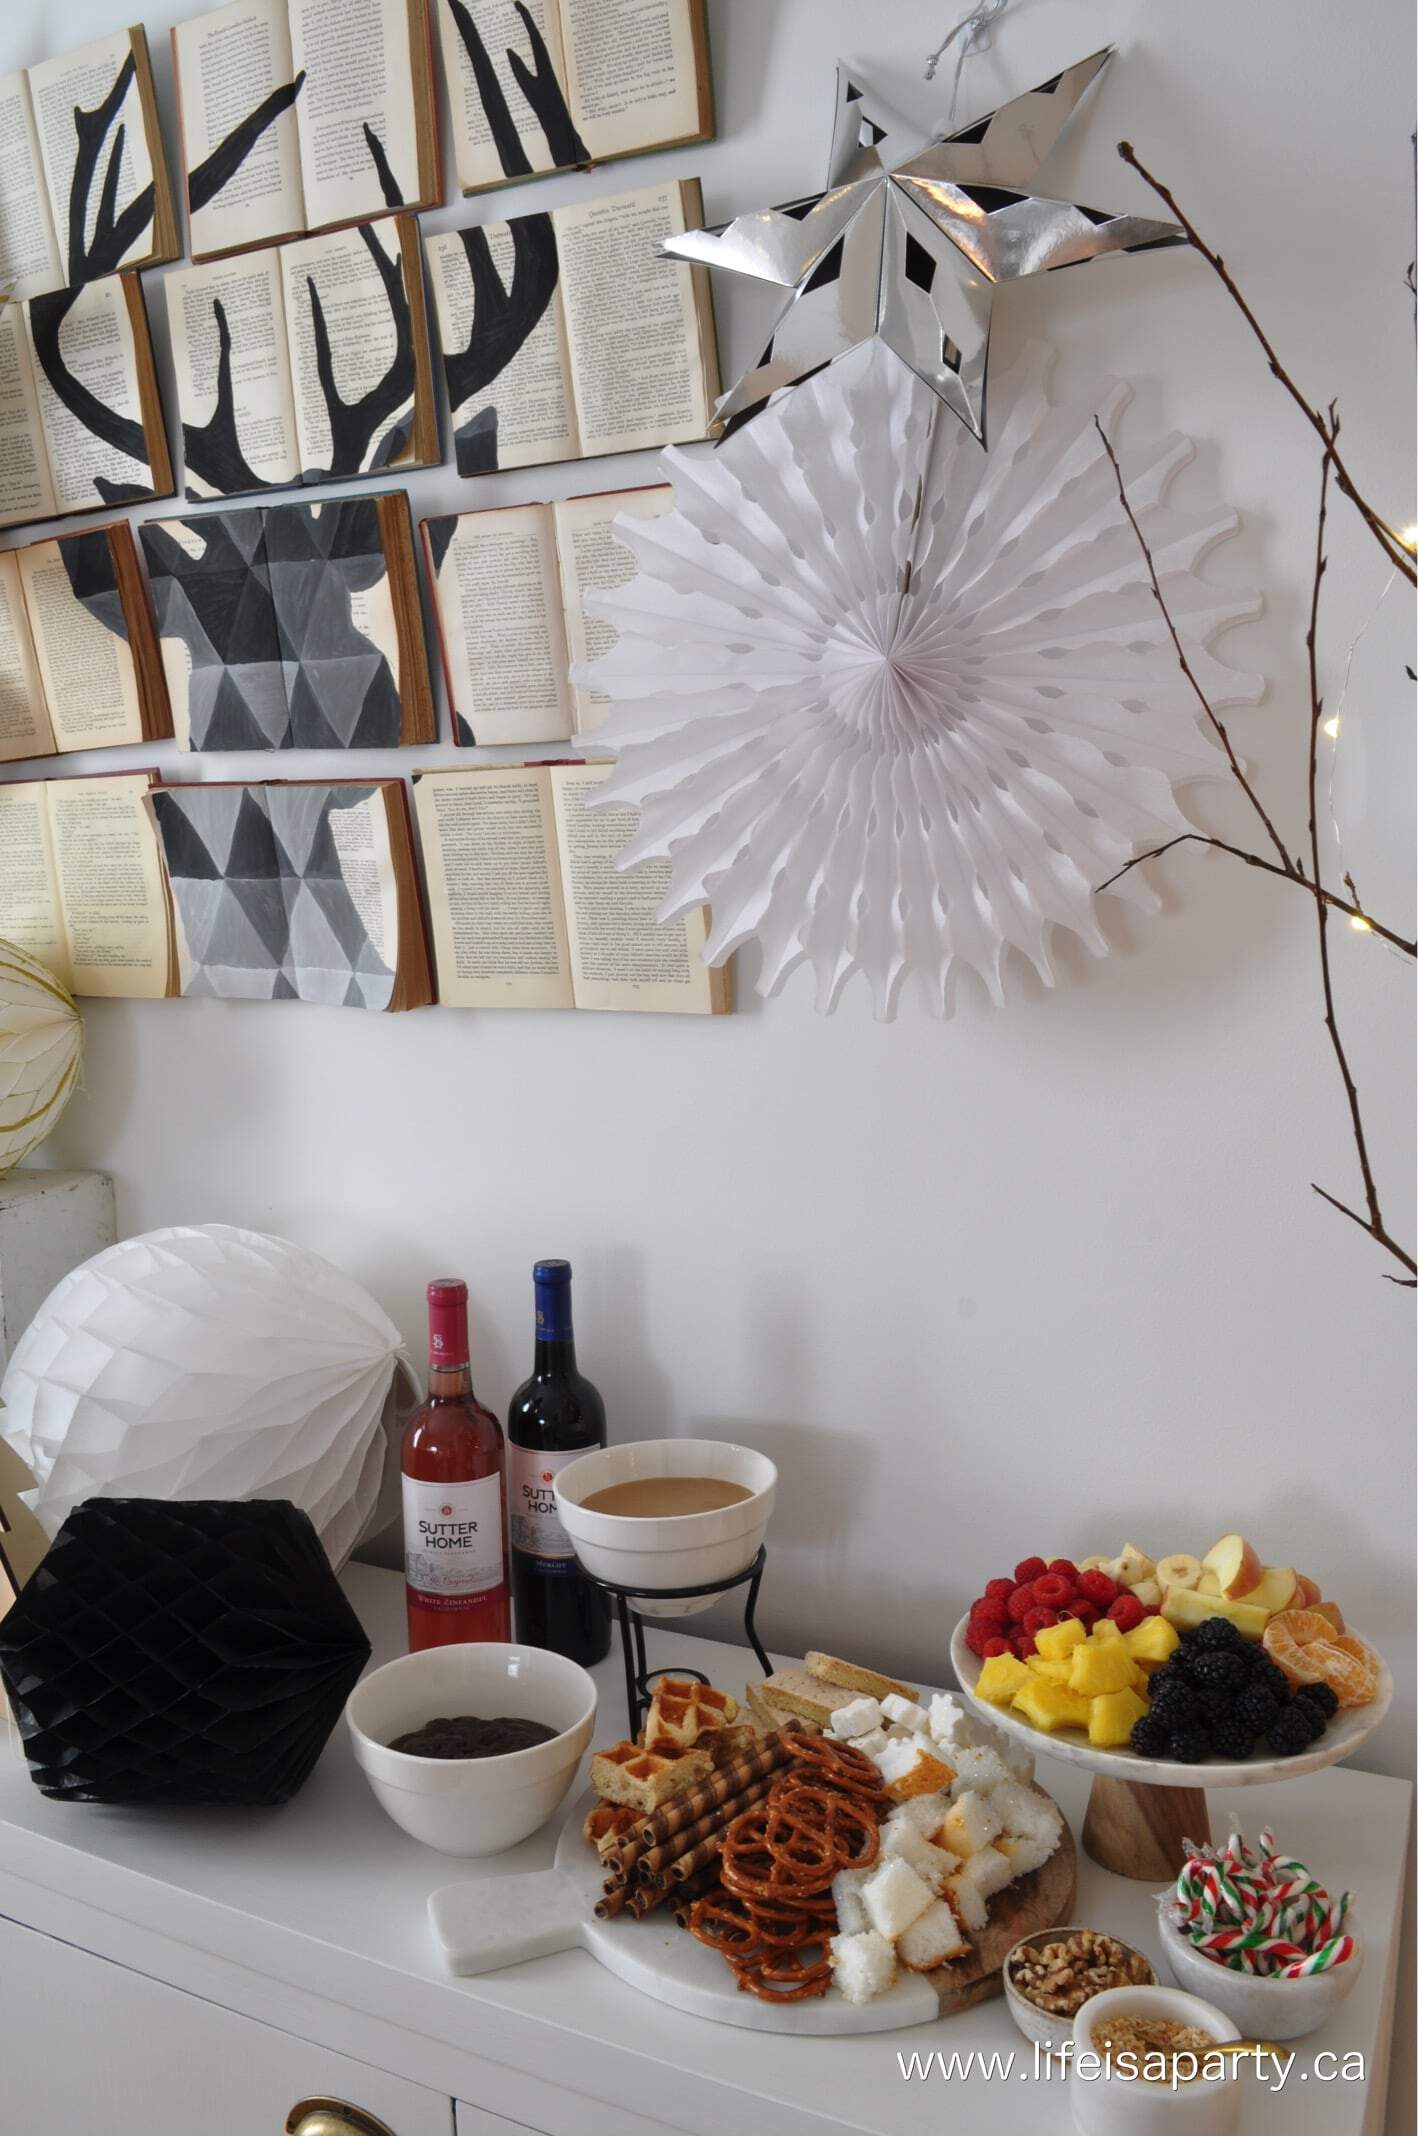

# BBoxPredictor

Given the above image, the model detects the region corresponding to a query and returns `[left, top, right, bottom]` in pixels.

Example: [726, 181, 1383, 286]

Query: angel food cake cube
[829, 1930, 897, 2006]
[990, 1778, 1062, 1847]
[875, 1736, 954, 1800]
[862, 1856, 935, 1939]
[948, 1744, 1011, 1796]
[960, 1843, 1014, 1903]
[882, 1820, 959, 1891]
[897, 1898, 967, 1972]
[941, 1790, 1002, 1859]
[831, 1867, 871, 1936]
[890, 1792, 952, 1840]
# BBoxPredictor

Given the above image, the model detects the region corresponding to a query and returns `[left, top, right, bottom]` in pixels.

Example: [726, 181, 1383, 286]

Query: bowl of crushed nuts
[1003, 1926, 1156, 2051]
[1073, 1985, 1242, 2136]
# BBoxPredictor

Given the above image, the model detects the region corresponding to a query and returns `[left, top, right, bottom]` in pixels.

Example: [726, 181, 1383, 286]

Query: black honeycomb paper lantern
[0, 1498, 372, 1806]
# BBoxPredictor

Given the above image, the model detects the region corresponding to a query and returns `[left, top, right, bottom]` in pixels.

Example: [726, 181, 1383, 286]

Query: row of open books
[0, 1, 712, 299]
[0, 480, 669, 766]
[1, 764, 730, 1016]
[0, 171, 717, 533]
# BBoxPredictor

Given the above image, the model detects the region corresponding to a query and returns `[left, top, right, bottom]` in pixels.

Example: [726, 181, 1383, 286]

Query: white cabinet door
[0, 1915, 453, 2136]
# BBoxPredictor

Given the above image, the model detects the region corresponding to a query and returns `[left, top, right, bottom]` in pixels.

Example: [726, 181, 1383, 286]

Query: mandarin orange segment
[1324, 1634, 1380, 1708]
[1263, 1609, 1341, 1686]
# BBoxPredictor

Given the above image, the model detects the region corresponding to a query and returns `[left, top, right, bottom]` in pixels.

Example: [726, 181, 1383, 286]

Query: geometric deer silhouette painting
[140, 499, 410, 750]
[152, 782, 397, 1008]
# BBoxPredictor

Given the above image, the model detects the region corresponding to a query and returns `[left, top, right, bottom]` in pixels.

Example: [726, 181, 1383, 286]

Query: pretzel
[779, 1734, 886, 1799]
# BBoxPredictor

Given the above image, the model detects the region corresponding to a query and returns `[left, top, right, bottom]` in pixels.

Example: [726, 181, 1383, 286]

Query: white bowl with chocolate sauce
[346, 1641, 597, 1855]
[553, 1438, 776, 1617]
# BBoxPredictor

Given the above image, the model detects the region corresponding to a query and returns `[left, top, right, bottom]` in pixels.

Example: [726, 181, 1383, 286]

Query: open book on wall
[165, 218, 438, 498]
[172, 0, 441, 264]
[414, 761, 731, 1015]
[152, 780, 433, 1008]
[0, 277, 172, 531]
[423, 484, 670, 746]
[0, 30, 179, 301]
[140, 494, 435, 752]
[425, 178, 719, 477]
[0, 525, 171, 765]
[439, 0, 712, 196]
[0, 773, 177, 1000]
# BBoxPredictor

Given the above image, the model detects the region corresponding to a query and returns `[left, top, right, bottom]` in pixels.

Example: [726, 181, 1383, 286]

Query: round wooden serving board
[429, 1786, 1077, 2035]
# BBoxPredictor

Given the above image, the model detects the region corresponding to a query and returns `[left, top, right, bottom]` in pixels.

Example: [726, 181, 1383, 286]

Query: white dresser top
[0, 1564, 1409, 2136]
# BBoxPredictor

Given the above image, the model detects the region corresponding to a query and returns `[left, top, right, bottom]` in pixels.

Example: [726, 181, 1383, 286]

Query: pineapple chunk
[1089, 1687, 1151, 1748]
[1068, 1639, 1138, 1696]
[1090, 1617, 1124, 1645]
[1012, 1679, 1093, 1734]
[1025, 1656, 1075, 1685]
[1161, 1585, 1269, 1642]
[1034, 1618, 1088, 1661]
[975, 1653, 1032, 1705]
[1124, 1616, 1180, 1668]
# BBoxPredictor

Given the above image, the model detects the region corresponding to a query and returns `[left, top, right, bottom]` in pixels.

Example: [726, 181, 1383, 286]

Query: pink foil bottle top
[426, 1277, 469, 1368]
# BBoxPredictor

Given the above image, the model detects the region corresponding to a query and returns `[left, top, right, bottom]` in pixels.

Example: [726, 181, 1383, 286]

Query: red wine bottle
[507, 1260, 610, 1665]
[402, 1278, 510, 1652]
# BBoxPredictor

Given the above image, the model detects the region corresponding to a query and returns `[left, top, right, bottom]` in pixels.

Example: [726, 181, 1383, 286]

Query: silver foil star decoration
[662, 47, 1185, 446]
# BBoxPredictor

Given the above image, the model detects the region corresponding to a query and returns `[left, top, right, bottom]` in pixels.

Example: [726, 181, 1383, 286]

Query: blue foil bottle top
[533, 1259, 572, 1342]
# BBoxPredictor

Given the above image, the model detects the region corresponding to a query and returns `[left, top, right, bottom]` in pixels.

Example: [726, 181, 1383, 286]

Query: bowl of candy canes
[1157, 1829, 1362, 2039]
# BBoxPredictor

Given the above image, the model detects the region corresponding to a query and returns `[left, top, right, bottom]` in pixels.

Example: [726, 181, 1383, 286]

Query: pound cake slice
[754, 1667, 861, 1729]
[806, 1652, 919, 1704]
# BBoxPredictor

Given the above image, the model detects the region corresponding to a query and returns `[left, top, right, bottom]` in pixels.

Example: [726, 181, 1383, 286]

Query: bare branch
[1098, 831, 1417, 959]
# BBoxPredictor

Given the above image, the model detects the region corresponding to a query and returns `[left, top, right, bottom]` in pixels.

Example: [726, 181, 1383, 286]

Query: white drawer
[0, 1914, 453, 2136]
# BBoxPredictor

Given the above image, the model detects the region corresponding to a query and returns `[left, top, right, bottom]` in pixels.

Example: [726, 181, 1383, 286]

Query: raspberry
[981, 1636, 1013, 1658]
[1012, 1630, 1036, 1660]
[1046, 1558, 1079, 1583]
[1032, 1573, 1074, 1610]
[1021, 1606, 1059, 1637]
[1142, 1603, 1162, 1617]
[964, 1620, 991, 1658]
[1064, 1599, 1099, 1627]
[984, 1577, 1016, 1603]
[1013, 1557, 1048, 1586]
[1006, 1583, 1038, 1623]
[970, 1595, 1009, 1631]
[1077, 1569, 1119, 1606]
[1107, 1593, 1145, 1632]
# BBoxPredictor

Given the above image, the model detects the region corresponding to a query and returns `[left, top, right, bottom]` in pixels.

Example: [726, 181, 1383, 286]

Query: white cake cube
[880, 1694, 929, 1731]
[831, 1866, 871, 1935]
[962, 1843, 1014, 1902]
[882, 1821, 954, 1889]
[943, 1872, 987, 1933]
[852, 1727, 891, 1765]
[862, 1856, 934, 1939]
[941, 1790, 1003, 1860]
[1001, 1739, 1036, 1785]
[949, 1745, 1011, 1796]
[991, 1779, 1062, 1846]
[829, 1929, 897, 2006]
[897, 1898, 967, 1972]
[888, 1792, 951, 1840]
[997, 1829, 1057, 1880]
[829, 1695, 884, 1739]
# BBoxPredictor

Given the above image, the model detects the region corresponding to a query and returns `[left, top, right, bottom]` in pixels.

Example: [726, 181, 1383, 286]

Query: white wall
[10, 0, 1413, 1771]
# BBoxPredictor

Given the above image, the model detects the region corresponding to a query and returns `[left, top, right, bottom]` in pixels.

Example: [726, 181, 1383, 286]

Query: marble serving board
[429, 1789, 1076, 2036]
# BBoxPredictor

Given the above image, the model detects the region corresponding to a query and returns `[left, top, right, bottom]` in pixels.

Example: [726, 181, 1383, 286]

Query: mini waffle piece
[591, 1740, 713, 1813]
[583, 1802, 642, 1857]
[643, 1678, 739, 1751]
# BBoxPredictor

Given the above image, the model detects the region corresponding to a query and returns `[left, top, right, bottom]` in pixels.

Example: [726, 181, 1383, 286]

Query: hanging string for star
[924, 0, 1009, 119]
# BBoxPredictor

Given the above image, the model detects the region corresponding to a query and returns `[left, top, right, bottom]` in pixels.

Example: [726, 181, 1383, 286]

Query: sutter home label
[402, 1472, 504, 1597]
[508, 1445, 580, 1562]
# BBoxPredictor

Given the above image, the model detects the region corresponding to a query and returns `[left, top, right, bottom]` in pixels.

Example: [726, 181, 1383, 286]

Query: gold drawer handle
[286, 2101, 398, 2136]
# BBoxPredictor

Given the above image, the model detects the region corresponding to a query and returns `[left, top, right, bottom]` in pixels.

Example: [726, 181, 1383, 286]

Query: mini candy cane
[1166, 1828, 1355, 1980]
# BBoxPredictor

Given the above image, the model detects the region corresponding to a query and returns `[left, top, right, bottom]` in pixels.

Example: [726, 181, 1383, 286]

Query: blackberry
[1233, 1684, 1280, 1733]
[1189, 1618, 1244, 1652]
[1255, 1658, 1292, 1700]
[1167, 1728, 1211, 1764]
[1295, 1681, 1339, 1721]
[1265, 1705, 1317, 1756]
[1148, 1681, 1201, 1727]
[1188, 1651, 1248, 1693]
[1211, 1716, 1258, 1761]
[1130, 1714, 1171, 1758]
[1197, 1688, 1236, 1730]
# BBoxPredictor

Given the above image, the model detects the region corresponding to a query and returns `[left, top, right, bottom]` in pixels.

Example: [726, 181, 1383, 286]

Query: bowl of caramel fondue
[552, 1438, 776, 1615]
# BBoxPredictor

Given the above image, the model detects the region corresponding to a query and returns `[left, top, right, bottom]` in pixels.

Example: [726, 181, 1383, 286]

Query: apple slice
[1311, 1599, 1347, 1634]
[1236, 1565, 1298, 1616]
[1198, 1570, 1221, 1597]
[1294, 1573, 1322, 1608]
[1161, 1585, 1270, 1642]
[1130, 1578, 1162, 1607]
[1202, 1534, 1263, 1600]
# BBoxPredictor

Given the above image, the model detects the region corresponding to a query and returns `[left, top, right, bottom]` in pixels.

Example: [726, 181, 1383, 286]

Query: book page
[439, 0, 569, 192]
[175, 0, 308, 257]
[16, 538, 142, 753]
[140, 510, 281, 750]
[24, 278, 151, 515]
[0, 782, 71, 981]
[284, 222, 415, 476]
[289, 0, 419, 229]
[556, 182, 708, 457]
[268, 783, 399, 1007]
[554, 483, 670, 731]
[271, 496, 407, 747]
[166, 252, 300, 495]
[0, 305, 58, 529]
[47, 773, 170, 998]
[426, 223, 576, 473]
[0, 554, 53, 762]
[551, 760, 715, 1012]
[30, 32, 156, 274]
[562, 0, 701, 159]
[429, 505, 573, 746]
[0, 73, 63, 299]
[414, 767, 573, 1009]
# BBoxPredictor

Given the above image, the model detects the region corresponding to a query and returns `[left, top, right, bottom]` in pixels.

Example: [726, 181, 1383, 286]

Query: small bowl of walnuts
[1003, 1926, 1156, 2051]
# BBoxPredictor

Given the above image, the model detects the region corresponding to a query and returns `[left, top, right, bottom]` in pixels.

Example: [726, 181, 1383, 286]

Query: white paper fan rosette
[1, 1224, 405, 1567]
[0, 939, 82, 1174]
[578, 340, 1263, 1016]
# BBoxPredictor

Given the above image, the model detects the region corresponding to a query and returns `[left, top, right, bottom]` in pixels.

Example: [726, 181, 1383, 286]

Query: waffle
[582, 1802, 641, 1857]
[643, 1678, 739, 1751]
[591, 1739, 714, 1812]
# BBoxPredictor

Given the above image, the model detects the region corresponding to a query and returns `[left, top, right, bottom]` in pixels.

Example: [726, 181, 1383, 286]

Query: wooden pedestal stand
[1082, 1775, 1210, 1881]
